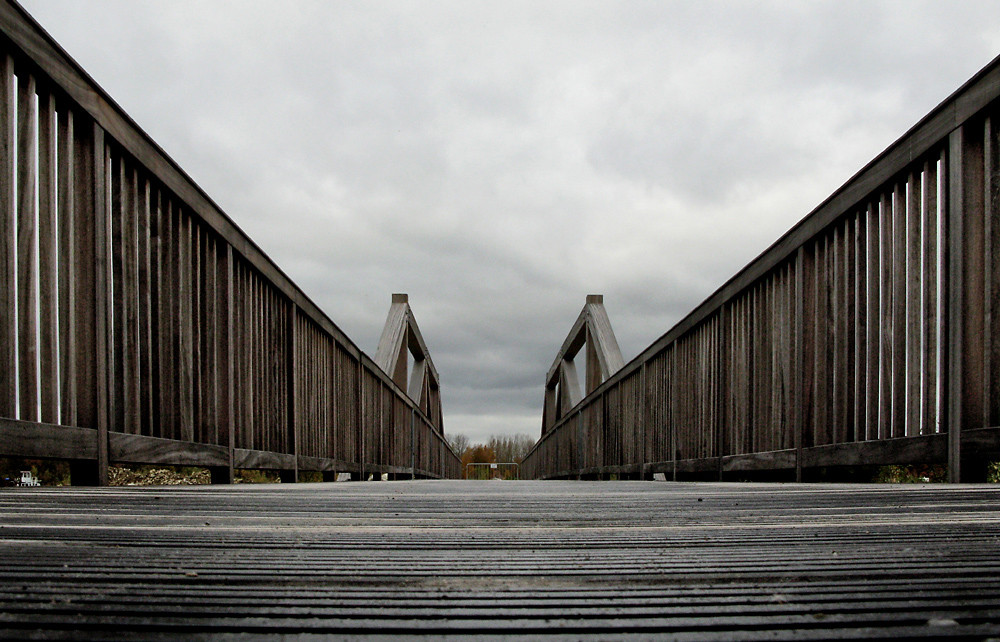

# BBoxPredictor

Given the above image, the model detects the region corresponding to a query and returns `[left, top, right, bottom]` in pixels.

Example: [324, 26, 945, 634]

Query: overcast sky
[18, 0, 1000, 445]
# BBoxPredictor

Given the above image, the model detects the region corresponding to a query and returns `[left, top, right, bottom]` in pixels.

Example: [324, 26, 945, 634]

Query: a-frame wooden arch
[374, 294, 444, 433]
[542, 295, 625, 434]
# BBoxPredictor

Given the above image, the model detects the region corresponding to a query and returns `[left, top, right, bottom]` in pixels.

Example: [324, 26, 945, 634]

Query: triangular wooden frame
[542, 295, 624, 434]
[374, 294, 444, 433]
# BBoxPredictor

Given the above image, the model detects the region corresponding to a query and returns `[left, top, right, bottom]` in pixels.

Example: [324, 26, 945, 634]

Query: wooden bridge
[2, 2, 1000, 638]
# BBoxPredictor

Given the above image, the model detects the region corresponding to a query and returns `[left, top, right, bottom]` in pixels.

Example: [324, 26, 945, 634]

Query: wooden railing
[524, 54, 1000, 483]
[0, 0, 461, 484]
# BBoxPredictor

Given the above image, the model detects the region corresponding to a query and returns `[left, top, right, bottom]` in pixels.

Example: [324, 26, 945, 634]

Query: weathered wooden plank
[177, 210, 194, 442]
[137, 176, 152, 436]
[71, 121, 99, 431]
[801, 433, 947, 468]
[721, 448, 796, 472]
[16, 71, 37, 422]
[110, 155, 125, 432]
[56, 106, 76, 426]
[879, 192, 894, 440]
[906, 170, 922, 436]
[865, 200, 880, 441]
[854, 208, 867, 441]
[191, 222, 202, 443]
[219, 244, 233, 476]
[92, 126, 110, 484]
[109, 431, 228, 468]
[922, 156, 940, 435]
[233, 447, 295, 471]
[147, 184, 161, 436]
[843, 214, 856, 442]
[37, 90, 58, 424]
[123, 163, 140, 435]
[892, 181, 907, 438]
[0, 415, 97, 459]
[0, 55, 14, 418]
[159, 199, 178, 441]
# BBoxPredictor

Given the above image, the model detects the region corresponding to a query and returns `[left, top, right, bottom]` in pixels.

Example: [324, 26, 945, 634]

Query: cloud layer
[20, 0, 1000, 443]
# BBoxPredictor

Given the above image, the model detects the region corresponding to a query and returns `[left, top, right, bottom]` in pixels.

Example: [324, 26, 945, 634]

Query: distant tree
[448, 433, 470, 456]
[487, 433, 535, 464]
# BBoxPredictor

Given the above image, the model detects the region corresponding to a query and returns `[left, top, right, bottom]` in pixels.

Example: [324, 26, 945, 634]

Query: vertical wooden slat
[57, 107, 76, 426]
[794, 245, 810, 480]
[0, 56, 14, 418]
[813, 238, 829, 447]
[922, 157, 940, 435]
[832, 225, 844, 444]
[137, 176, 152, 436]
[288, 302, 298, 480]
[205, 235, 218, 445]
[178, 210, 194, 442]
[123, 163, 139, 435]
[148, 186, 161, 436]
[985, 115, 1000, 426]
[906, 170, 922, 436]
[17, 72, 38, 421]
[110, 155, 124, 431]
[160, 199, 177, 440]
[217, 244, 233, 478]
[891, 181, 907, 438]
[879, 193, 893, 440]
[855, 208, 868, 441]
[191, 222, 202, 443]
[865, 201, 880, 441]
[843, 215, 856, 442]
[37, 91, 58, 423]
[94, 127, 110, 484]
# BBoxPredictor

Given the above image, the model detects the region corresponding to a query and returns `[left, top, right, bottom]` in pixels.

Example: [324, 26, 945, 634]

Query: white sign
[490, 463, 498, 469]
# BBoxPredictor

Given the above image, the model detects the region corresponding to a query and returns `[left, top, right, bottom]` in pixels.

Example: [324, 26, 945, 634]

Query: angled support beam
[542, 295, 624, 433]
[374, 294, 444, 433]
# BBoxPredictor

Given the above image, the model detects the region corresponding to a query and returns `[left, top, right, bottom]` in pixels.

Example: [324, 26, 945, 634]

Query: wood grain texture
[3, 482, 1000, 637]
[37, 91, 57, 424]
[0, 55, 14, 418]
[16, 72, 37, 422]
[56, 106, 76, 427]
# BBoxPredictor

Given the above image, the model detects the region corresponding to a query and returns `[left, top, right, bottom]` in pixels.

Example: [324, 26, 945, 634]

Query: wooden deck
[2, 480, 1000, 639]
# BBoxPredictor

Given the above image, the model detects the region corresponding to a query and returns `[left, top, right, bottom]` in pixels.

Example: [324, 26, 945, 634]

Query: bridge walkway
[2, 480, 1000, 639]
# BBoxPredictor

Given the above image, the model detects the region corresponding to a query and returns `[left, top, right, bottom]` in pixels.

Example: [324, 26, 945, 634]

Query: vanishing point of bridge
[2, 2, 1000, 638]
